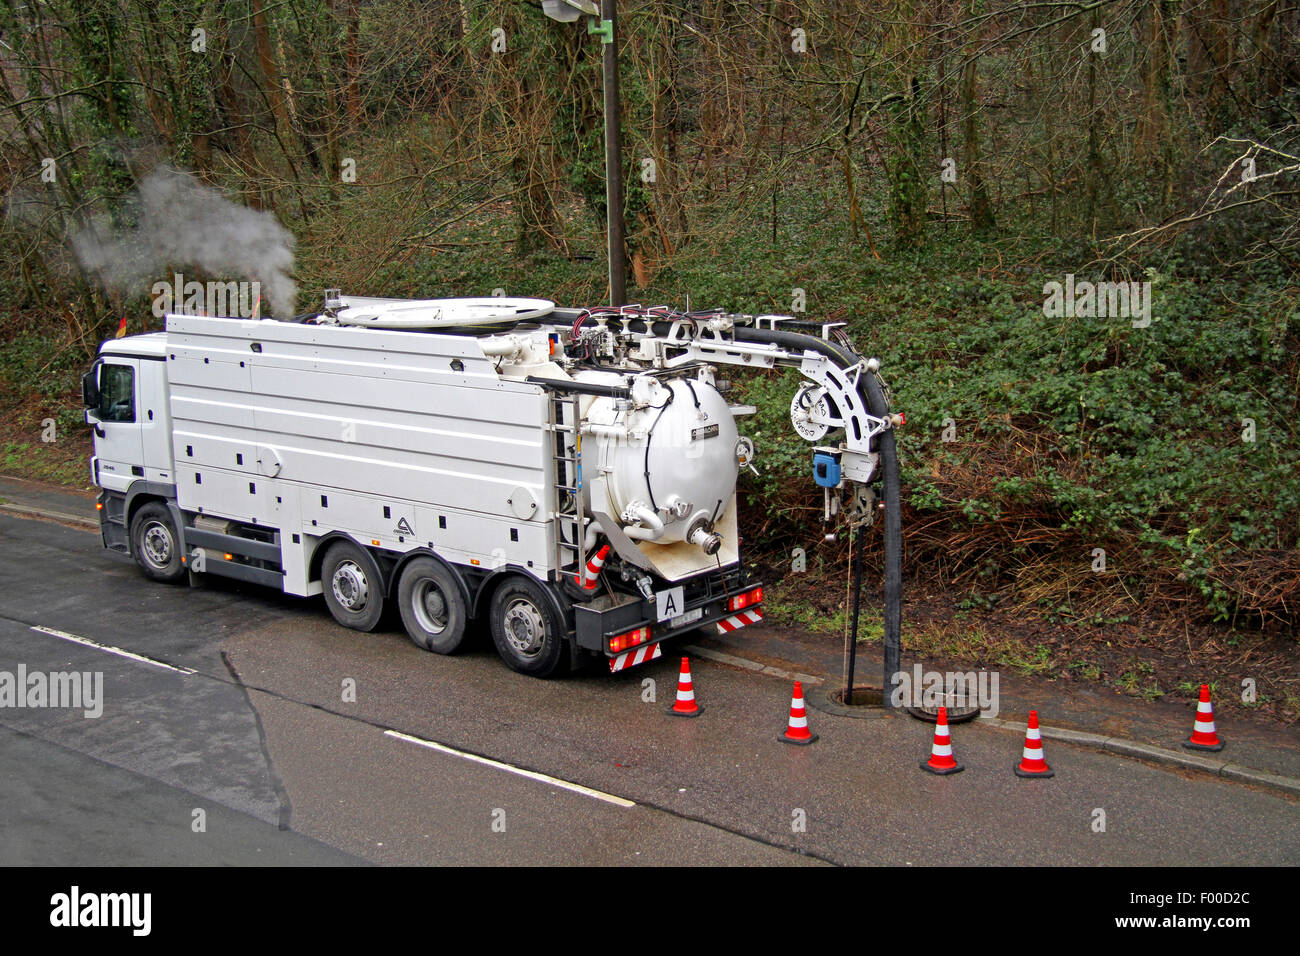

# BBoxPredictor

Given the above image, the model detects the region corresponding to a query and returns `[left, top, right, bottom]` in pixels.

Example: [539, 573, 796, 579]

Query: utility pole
[543, 0, 626, 307]
[600, 0, 626, 307]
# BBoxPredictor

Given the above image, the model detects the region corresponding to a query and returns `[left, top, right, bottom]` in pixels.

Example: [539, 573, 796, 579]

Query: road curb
[684, 644, 824, 687]
[0, 502, 97, 531]
[980, 716, 1300, 798]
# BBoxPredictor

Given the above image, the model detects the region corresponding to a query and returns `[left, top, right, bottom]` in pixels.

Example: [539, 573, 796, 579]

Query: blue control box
[813, 451, 841, 488]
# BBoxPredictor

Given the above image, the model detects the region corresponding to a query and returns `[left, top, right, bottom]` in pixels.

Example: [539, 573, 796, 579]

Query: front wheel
[321, 540, 386, 632]
[489, 576, 568, 677]
[397, 557, 470, 654]
[129, 502, 186, 583]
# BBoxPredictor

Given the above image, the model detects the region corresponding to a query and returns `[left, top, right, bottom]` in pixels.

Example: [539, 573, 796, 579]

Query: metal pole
[845, 527, 863, 705]
[601, 0, 626, 306]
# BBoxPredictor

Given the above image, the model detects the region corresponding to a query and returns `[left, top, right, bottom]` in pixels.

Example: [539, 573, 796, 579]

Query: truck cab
[83, 333, 178, 559]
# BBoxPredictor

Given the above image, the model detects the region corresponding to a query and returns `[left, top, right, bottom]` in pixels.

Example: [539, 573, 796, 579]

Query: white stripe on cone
[580, 546, 610, 590]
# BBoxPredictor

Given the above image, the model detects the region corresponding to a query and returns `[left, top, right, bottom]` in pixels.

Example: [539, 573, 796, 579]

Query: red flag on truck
[114, 316, 127, 338]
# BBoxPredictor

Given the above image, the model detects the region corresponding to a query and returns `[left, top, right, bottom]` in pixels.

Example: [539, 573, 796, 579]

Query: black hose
[643, 385, 674, 513]
[733, 326, 903, 710]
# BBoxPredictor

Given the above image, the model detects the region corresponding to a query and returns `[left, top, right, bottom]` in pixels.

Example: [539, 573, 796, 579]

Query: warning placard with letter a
[655, 586, 684, 622]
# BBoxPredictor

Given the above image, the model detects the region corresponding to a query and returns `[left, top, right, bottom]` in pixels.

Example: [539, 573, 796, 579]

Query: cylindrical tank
[577, 372, 739, 553]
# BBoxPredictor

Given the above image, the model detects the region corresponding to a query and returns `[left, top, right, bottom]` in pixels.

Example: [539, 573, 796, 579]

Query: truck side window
[98, 364, 135, 423]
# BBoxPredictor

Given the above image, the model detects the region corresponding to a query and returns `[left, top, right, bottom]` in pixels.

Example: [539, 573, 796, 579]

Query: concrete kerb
[679, 647, 1300, 796]
[980, 716, 1300, 798]
[0, 501, 97, 531]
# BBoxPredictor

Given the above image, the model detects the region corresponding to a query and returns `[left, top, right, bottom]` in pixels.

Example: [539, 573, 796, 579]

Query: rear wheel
[397, 557, 470, 654]
[129, 502, 185, 583]
[321, 540, 385, 632]
[489, 576, 567, 677]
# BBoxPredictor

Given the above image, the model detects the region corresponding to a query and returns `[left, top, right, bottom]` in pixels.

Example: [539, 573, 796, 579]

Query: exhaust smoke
[70, 165, 296, 317]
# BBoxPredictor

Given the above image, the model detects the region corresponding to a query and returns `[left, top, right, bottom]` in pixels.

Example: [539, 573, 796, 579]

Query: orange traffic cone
[920, 707, 964, 775]
[778, 681, 818, 745]
[1014, 710, 1054, 778]
[1183, 684, 1224, 752]
[577, 544, 611, 591]
[667, 657, 703, 717]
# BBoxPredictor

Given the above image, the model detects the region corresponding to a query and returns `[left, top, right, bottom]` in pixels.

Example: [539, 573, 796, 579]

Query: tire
[129, 502, 186, 583]
[397, 557, 469, 654]
[321, 540, 386, 632]
[488, 575, 568, 677]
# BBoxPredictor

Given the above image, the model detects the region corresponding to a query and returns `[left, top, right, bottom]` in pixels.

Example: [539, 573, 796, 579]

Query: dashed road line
[30, 625, 197, 675]
[384, 729, 637, 808]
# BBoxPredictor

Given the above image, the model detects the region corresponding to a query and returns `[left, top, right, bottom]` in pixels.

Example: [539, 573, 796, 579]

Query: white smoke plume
[70, 165, 296, 316]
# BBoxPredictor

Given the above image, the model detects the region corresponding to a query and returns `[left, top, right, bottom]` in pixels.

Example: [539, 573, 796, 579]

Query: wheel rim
[412, 578, 449, 635]
[502, 598, 546, 658]
[140, 520, 173, 569]
[331, 560, 370, 612]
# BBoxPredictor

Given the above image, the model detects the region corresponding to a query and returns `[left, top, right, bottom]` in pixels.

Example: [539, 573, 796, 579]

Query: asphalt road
[1, 511, 1296, 866]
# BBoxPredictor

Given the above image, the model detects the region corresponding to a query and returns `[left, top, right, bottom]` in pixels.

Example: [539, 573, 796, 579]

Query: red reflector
[728, 587, 763, 613]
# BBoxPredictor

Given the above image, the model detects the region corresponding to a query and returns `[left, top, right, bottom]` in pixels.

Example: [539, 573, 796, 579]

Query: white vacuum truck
[83, 295, 902, 678]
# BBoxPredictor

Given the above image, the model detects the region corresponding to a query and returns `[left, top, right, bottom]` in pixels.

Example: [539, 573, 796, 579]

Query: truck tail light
[608, 626, 650, 654]
[728, 587, 762, 613]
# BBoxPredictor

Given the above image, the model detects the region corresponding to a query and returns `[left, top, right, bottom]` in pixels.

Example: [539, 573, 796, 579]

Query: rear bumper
[572, 568, 763, 673]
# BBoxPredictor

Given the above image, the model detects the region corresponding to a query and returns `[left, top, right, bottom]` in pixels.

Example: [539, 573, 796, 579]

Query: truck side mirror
[82, 364, 100, 409]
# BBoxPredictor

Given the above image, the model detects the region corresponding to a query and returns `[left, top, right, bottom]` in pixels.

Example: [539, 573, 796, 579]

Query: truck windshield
[97, 364, 135, 423]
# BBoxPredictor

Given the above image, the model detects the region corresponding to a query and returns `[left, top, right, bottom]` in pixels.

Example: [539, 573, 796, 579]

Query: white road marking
[385, 729, 636, 808]
[30, 626, 197, 675]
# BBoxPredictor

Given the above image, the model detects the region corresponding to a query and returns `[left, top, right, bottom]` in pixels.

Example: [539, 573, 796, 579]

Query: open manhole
[831, 686, 884, 707]
[809, 684, 891, 719]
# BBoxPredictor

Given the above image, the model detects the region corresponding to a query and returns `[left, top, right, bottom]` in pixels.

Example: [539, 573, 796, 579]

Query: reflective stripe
[609, 642, 663, 673]
[717, 608, 764, 634]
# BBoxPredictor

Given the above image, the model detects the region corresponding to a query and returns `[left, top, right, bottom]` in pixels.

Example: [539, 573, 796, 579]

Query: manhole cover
[808, 684, 892, 719]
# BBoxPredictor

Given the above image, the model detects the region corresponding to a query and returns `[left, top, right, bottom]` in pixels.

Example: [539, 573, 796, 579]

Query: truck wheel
[129, 502, 186, 583]
[397, 557, 469, 654]
[489, 576, 567, 677]
[321, 540, 385, 632]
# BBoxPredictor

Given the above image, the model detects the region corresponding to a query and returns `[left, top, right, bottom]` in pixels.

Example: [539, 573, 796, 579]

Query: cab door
[86, 359, 144, 493]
